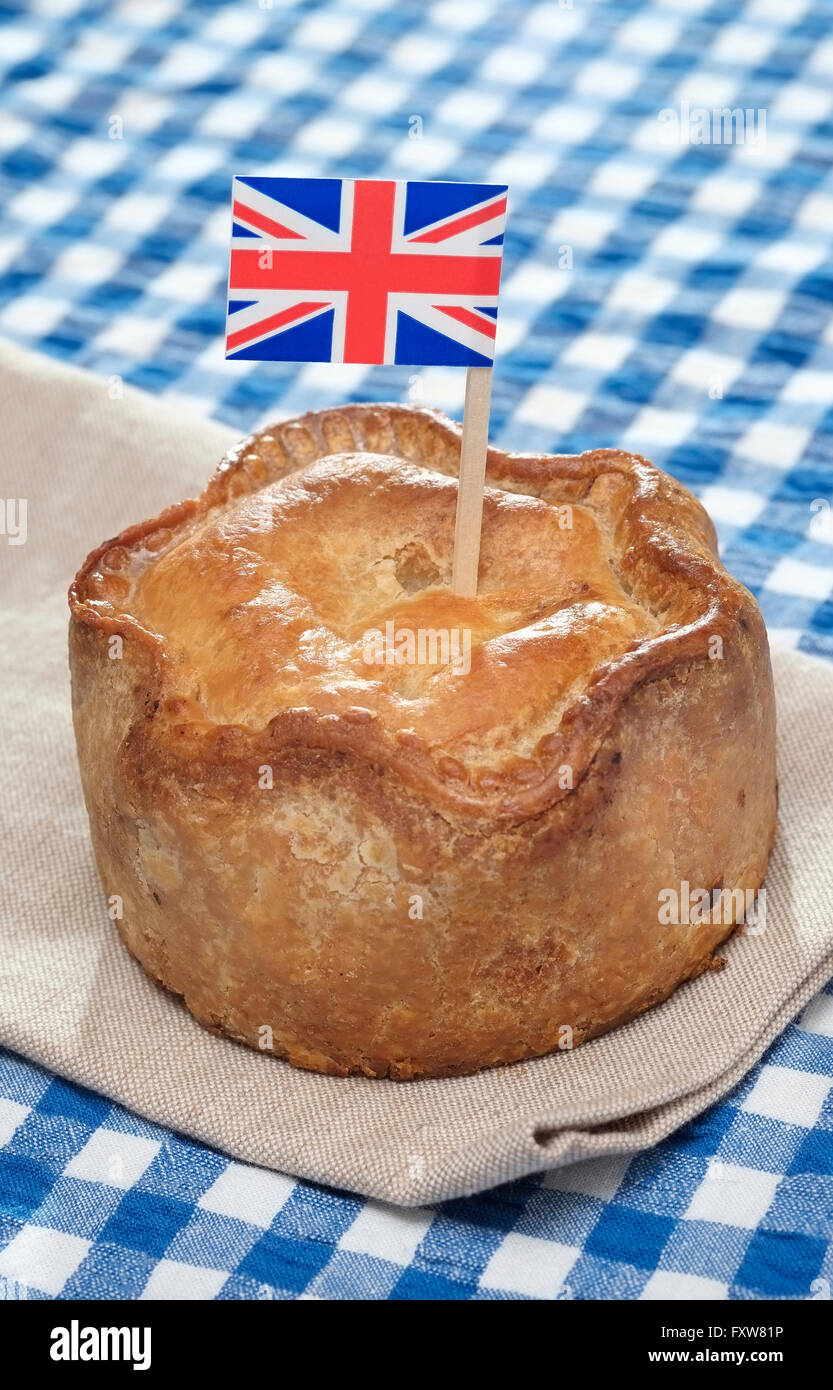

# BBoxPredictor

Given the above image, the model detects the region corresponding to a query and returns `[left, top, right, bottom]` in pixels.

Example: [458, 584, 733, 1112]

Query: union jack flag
[225, 176, 508, 367]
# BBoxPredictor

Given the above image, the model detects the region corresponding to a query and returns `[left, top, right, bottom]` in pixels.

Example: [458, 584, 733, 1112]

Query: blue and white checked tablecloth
[1, 0, 833, 1301]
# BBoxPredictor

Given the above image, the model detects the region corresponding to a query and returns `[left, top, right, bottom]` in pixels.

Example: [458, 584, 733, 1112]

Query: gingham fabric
[1, 0, 832, 1301]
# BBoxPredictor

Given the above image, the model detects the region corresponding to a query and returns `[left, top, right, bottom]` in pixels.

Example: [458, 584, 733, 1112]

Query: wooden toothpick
[451, 365, 493, 598]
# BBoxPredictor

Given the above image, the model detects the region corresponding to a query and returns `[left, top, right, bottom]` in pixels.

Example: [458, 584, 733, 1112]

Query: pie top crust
[69, 403, 750, 823]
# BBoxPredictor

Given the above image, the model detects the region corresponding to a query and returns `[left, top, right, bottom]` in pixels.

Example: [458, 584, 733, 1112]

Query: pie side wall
[68, 599, 776, 1081]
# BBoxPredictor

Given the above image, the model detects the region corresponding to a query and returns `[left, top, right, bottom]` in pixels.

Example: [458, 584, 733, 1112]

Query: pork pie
[69, 404, 777, 1079]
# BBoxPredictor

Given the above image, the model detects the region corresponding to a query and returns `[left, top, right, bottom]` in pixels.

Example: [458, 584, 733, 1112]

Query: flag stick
[452, 365, 493, 598]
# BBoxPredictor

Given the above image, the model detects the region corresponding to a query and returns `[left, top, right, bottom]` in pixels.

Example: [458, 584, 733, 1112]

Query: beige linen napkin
[1, 338, 831, 1206]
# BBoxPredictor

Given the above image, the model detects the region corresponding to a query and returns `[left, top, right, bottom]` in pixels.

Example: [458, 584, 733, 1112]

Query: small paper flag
[226, 175, 507, 367]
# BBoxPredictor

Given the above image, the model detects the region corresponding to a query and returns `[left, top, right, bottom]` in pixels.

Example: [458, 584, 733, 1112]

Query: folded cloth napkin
[1, 338, 831, 1206]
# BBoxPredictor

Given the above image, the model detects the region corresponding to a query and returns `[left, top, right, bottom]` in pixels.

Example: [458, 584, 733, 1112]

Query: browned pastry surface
[69, 404, 777, 1078]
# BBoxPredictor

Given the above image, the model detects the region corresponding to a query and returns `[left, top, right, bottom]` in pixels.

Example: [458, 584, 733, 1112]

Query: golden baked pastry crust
[69, 404, 777, 1079]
